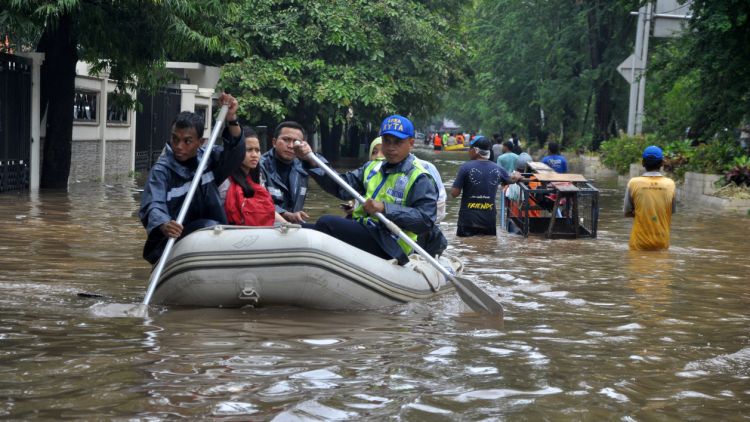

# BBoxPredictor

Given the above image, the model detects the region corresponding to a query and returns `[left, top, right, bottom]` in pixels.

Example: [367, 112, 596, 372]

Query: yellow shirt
[624, 173, 676, 251]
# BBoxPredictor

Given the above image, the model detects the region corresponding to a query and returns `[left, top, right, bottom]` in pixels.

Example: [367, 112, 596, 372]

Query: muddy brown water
[1, 149, 748, 420]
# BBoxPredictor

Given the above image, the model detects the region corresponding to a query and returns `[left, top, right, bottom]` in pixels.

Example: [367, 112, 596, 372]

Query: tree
[648, 0, 750, 140]
[645, 42, 700, 140]
[0, 0, 239, 189]
[220, 0, 468, 157]
[442, 0, 637, 149]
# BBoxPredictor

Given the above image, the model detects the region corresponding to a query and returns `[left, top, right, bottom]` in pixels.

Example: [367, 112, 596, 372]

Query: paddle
[297, 143, 504, 316]
[142, 105, 230, 305]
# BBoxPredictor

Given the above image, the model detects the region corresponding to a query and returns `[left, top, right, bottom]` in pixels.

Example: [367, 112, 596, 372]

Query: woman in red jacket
[224, 128, 287, 226]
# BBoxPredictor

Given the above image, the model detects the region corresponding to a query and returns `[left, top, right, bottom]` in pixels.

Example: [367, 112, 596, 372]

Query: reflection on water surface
[0, 150, 748, 419]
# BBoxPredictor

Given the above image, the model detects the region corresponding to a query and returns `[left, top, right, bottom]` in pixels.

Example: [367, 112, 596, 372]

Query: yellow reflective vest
[352, 159, 429, 254]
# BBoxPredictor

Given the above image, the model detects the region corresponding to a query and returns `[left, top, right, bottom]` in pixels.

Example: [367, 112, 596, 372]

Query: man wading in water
[451, 136, 521, 237]
[624, 145, 676, 250]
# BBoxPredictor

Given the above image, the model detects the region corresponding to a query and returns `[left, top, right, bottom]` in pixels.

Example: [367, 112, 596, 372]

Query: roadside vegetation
[439, 0, 749, 182]
[1, 0, 748, 189]
[600, 134, 747, 180]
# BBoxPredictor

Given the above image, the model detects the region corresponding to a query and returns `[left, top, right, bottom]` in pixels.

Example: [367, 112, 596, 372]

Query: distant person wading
[624, 145, 676, 251]
[451, 136, 520, 237]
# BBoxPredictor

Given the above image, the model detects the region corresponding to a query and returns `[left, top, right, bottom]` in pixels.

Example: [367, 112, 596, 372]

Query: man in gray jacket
[139, 93, 244, 264]
[259, 121, 327, 223]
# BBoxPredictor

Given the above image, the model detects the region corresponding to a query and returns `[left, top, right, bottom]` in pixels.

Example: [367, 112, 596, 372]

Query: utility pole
[627, 3, 652, 136]
[618, 0, 692, 136]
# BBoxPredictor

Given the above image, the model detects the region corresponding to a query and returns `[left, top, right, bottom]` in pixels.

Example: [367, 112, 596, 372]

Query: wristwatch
[227, 118, 239, 126]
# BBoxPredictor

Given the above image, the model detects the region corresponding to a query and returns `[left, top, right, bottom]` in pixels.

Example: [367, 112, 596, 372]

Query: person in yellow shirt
[624, 146, 676, 250]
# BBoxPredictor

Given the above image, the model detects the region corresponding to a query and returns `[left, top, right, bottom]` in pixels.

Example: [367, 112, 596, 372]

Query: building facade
[7, 55, 220, 191]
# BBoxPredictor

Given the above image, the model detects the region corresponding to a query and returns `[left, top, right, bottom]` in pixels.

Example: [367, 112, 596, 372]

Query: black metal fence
[0, 53, 31, 193]
[134, 88, 181, 172]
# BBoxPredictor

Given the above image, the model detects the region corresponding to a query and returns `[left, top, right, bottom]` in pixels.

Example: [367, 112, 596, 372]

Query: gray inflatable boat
[150, 225, 461, 309]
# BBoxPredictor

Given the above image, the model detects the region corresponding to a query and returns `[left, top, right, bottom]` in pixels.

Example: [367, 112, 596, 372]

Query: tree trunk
[592, 82, 613, 150]
[319, 118, 342, 161]
[586, 1, 617, 151]
[320, 118, 331, 155]
[292, 98, 317, 147]
[346, 124, 362, 158]
[527, 108, 548, 147]
[329, 123, 343, 162]
[38, 13, 78, 189]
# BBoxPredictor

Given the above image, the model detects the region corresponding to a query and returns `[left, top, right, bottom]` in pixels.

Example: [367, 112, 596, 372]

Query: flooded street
[1, 149, 749, 420]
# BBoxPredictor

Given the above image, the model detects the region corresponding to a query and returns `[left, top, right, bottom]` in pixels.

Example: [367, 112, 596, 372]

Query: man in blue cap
[297, 114, 443, 264]
[451, 135, 521, 237]
[624, 145, 676, 250]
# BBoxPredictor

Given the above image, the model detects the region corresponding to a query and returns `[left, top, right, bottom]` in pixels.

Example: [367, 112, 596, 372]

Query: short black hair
[273, 121, 306, 140]
[172, 111, 205, 138]
[548, 141, 560, 154]
[643, 158, 663, 171]
[502, 140, 514, 150]
[242, 126, 258, 140]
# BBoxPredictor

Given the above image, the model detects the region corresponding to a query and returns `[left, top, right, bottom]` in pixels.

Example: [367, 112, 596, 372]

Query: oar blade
[450, 275, 504, 316]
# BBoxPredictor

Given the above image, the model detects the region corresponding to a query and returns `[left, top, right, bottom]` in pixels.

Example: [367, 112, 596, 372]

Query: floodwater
[1, 148, 748, 420]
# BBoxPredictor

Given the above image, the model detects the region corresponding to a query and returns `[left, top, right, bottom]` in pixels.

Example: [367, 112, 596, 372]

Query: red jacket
[224, 175, 276, 226]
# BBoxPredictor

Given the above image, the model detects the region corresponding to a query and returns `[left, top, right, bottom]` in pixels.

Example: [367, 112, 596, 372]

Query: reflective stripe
[352, 159, 428, 255]
[268, 187, 283, 198]
[365, 161, 383, 183]
[167, 171, 215, 201]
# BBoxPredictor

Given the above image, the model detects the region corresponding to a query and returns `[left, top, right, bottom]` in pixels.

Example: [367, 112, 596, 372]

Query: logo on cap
[379, 114, 414, 139]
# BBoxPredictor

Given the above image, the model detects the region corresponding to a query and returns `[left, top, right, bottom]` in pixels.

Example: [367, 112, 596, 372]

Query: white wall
[28, 60, 220, 186]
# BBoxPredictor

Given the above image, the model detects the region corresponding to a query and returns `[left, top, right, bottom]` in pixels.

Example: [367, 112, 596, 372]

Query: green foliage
[659, 140, 694, 180]
[599, 134, 654, 175]
[441, 0, 637, 148]
[221, 0, 467, 131]
[684, 136, 744, 175]
[1, 0, 242, 187]
[648, 0, 750, 140]
[600, 132, 745, 180]
[722, 155, 750, 187]
[2, 0, 241, 96]
[646, 44, 699, 140]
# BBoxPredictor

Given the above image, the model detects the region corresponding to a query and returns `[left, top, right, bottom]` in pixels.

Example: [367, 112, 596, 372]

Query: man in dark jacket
[139, 93, 244, 264]
[259, 121, 327, 223]
[298, 115, 440, 265]
[451, 136, 520, 237]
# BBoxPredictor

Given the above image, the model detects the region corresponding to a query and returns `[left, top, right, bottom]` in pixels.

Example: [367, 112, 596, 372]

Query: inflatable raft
[443, 144, 469, 151]
[150, 225, 462, 309]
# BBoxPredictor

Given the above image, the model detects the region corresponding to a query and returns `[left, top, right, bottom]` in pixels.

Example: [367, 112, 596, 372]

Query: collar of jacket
[381, 153, 417, 175]
[157, 144, 210, 179]
[262, 148, 308, 177]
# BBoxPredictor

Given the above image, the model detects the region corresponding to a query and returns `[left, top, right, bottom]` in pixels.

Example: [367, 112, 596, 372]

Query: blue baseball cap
[379, 115, 415, 139]
[643, 145, 663, 160]
[469, 135, 491, 151]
